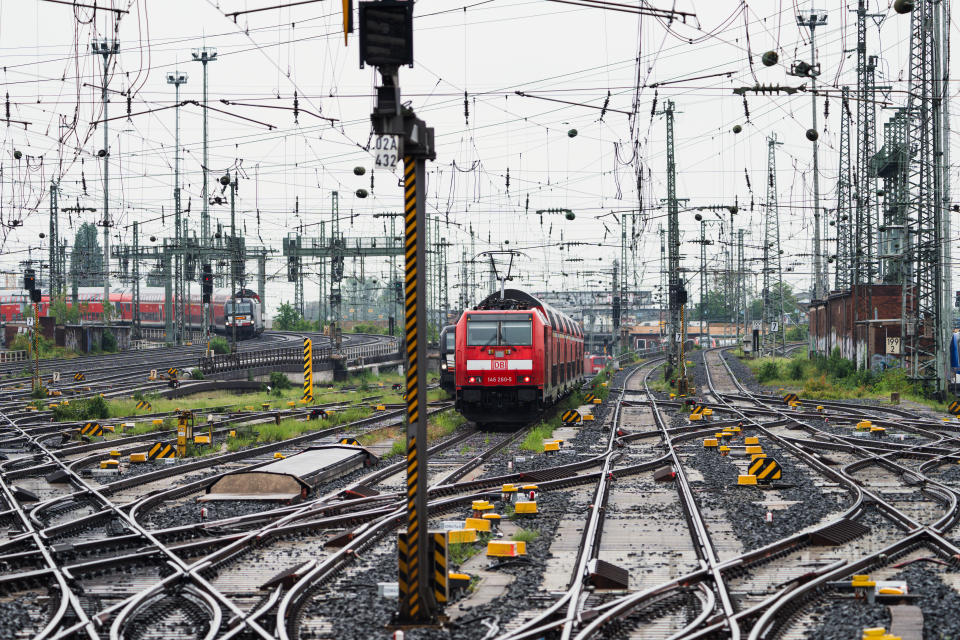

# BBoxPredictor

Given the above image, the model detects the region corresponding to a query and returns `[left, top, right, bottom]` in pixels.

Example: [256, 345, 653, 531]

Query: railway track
[2, 344, 959, 639]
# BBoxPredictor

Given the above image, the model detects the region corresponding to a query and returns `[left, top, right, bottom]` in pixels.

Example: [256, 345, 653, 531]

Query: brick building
[808, 284, 905, 368]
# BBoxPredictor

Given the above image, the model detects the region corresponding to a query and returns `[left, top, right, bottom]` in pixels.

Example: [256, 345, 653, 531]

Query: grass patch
[744, 348, 949, 408]
[520, 421, 557, 453]
[512, 528, 539, 543]
[105, 369, 419, 418]
[448, 541, 482, 566]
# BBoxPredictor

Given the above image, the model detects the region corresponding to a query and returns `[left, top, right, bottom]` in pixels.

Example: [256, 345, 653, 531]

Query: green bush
[756, 361, 780, 383]
[785, 325, 808, 341]
[101, 329, 118, 353]
[787, 359, 805, 381]
[52, 395, 110, 422]
[190, 369, 205, 380]
[209, 337, 230, 354]
[269, 371, 292, 391]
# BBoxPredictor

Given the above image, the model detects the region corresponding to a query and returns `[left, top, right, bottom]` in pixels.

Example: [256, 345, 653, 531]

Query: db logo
[493, 360, 507, 370]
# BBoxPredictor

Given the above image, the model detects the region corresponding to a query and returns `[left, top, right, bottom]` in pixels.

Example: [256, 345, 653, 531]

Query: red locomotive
[455, 289, 584, 427]
[0, 286, 263, 337]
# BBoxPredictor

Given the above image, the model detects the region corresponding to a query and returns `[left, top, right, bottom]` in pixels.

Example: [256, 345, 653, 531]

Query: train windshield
[467, 321, 498, 346]
[225, 301, 253, 315]
[500, 321, 532, 346]
[444, 331, 456, 350]
[465, 317, 532, 347]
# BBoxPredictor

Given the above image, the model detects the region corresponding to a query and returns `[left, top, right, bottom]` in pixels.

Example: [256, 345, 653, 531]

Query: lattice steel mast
[658, 100, 687, 385]
[835, 87, 853, 291]
[904, 0, 948, 394]
[762, 134, 785, 356]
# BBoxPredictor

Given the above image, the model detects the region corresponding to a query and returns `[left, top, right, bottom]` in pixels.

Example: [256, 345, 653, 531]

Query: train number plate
[485, 375, 513, 384]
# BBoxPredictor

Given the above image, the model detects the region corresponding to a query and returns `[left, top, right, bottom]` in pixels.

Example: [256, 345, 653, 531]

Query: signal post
[359, 0, 439, 625]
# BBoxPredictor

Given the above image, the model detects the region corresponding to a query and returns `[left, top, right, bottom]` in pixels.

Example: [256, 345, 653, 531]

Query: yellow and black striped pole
[32, 303, 40, 393]
[398, 154, 433, 622]
[303, 337, 313, 403]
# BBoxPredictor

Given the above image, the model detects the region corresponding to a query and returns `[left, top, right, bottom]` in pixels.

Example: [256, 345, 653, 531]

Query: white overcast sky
[0, 0, 955, 311]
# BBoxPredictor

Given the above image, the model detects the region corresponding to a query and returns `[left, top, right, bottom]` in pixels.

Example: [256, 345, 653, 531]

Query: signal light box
[359, 1, 414, 68]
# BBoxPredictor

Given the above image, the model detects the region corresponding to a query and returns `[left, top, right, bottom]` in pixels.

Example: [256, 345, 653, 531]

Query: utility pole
[192, 46, 217, 328]
[224, 171, 238, 350]
[167, 70, 188, 344]
[737, 229, 746, 343]
[657, 100, 688, 388]
[791, 8, 826, 301]
[835, 87, 853, 291]
[132, 221, 141, 338]
[91, 39, 119, 322]
[363, 2, 437, 622]
[691, 214, 712, 347]
[611, 259, 620, 355]
[762, 135, 785, 356]
[48, 180, 62, 297]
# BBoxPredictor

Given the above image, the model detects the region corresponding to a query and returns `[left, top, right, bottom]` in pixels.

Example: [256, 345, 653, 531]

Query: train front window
[467, 321, 498, 346]
[444, 332, 456, 350]
[225, 302, 252, 315]
[500, 321, 532, 346]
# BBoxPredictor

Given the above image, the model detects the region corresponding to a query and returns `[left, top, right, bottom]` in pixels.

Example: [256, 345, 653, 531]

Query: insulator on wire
[823, 96, 829, 121]
[742, 96, 751, 121]
[5, 92, 9, 123]
[127, 94, 132, 120]
[650, 90, 658, 118]
[293, 91, 299, 124]
[505, 167, 510, 192]
[743, 168, 752, 192]
[464, 91, 469, 125]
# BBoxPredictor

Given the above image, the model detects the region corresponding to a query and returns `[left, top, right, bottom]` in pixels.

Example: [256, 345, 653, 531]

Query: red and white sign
[492, 360, 507, 370]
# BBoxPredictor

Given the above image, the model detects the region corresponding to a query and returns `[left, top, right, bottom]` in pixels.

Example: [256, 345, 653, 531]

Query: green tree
[69, 223, 104, 287]
[273, 302, 314, 330]
[694, 288, 733, 323]
[749, 282, 800, 320]
[49, 295, 82, 325]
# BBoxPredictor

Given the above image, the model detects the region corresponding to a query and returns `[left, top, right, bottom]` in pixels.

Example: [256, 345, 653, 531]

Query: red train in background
[0, 286, 264, 337]
[584, 354, 613, 375]
[455, 289, 584, 428]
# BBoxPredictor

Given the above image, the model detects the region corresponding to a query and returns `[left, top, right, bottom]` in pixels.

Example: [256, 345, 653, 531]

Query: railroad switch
[737, 474, 757, 485]
[500, 485, 517, 502]
[543, 441, 560, 454]
[719, 446, 731, 456]
[745, 445, 763, 455]
[703, 438, 719, 448]
[744, 436, 760, 445]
